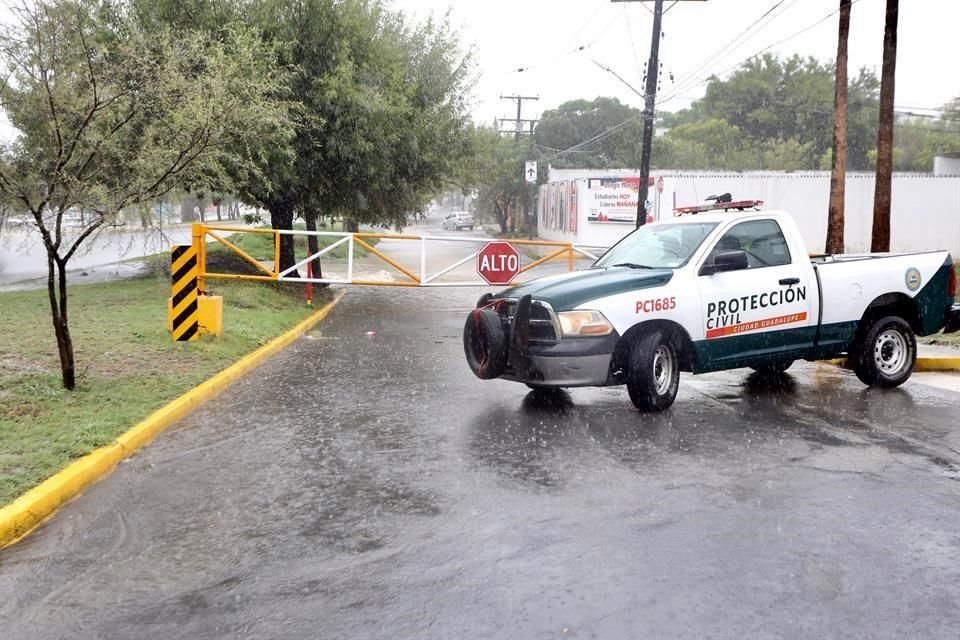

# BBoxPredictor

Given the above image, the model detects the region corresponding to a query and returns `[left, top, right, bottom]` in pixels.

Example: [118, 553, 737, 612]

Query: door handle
[779, 277, 800, 286]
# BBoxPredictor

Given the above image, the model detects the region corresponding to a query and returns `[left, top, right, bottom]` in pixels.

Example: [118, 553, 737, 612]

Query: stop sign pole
[477, 241, 521, 285]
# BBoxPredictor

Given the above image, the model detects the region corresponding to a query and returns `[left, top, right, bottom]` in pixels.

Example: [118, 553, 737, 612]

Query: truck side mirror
[700, 250, 749, 276]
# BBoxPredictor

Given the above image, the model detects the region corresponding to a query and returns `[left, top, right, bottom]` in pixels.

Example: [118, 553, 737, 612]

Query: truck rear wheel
[851, 315, 916, 388]
[626, 331, 680, 412]
[463, 309, 508, 380]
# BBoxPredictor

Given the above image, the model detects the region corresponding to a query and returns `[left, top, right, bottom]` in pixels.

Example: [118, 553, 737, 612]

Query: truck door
[697, 218, 816, 369]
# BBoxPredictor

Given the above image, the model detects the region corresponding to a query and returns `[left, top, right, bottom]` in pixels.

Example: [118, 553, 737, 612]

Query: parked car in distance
[442, 211, 474, 231]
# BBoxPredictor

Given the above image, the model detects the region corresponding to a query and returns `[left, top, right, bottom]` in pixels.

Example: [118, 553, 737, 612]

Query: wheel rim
[873, 329, 909, 376]
[652, 345, 674, 396]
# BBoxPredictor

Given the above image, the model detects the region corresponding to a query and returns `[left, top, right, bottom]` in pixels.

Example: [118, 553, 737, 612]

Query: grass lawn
[0, 268, 328, 505]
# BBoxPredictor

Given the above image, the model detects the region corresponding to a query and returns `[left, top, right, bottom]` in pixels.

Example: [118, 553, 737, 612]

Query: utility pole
[613, 0, 705, 227]
[636, 0, 663, 228]
[500, 95, 539, 233]
[499, 95, 539, 138]
[871, 0, 898, 252]
[527, 120, 536, 240]
[826, 0, 852, 255]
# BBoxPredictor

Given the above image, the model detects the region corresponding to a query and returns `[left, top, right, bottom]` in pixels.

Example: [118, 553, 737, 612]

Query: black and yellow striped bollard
[170, 245, 200, 342]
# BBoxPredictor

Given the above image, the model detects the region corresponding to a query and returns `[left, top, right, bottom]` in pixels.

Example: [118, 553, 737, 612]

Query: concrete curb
[824, 356, 960, 372]
[0, 291, 344, 549]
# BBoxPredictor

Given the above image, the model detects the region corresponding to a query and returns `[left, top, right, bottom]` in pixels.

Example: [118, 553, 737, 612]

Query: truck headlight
[557, 310, 614, 337]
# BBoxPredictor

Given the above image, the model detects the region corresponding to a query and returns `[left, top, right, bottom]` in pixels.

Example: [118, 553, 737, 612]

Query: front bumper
[503, 352, 614, 387]
[946, 304, 960, 334]
[502, 331, 620, 387]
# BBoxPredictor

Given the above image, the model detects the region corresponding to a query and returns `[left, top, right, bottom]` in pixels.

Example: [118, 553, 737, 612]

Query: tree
[662, 54, 880, 171]
[871, 0, 898, 252]
[890, 115, 959, 172]
[534, 97, 643, 169]
[0, 0, 291, 389]
[231, 0, 475, 276]
[826, 0, 852, 255]
[474, 131, 526, 234]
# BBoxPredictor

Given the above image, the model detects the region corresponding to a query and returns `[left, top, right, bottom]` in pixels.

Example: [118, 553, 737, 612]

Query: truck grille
[502, 299, 558, 345]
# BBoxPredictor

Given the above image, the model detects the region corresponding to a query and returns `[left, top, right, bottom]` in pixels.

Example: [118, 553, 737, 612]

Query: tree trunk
[46, 253, 76, 390]
[215, 201, 222, 221]
[269, 198, 298, 275]
[495, 202, 508, 234]
[304, 210, 326, 285]
[180, 197, 197, 223]
[871, 0, 898, 253]
[826, 0, 852, 255]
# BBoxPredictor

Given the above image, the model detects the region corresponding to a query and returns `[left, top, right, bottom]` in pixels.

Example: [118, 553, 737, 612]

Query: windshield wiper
[610, 262, 657, 269]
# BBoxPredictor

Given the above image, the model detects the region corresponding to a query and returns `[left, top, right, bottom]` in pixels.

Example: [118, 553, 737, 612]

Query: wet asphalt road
[2, 234, 960, 639]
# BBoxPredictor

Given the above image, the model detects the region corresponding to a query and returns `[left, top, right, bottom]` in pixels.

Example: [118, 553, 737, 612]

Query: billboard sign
[585, 177, 655, 225]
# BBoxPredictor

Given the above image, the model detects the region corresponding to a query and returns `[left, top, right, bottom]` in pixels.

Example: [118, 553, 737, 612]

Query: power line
[659, 0, 797, 103]
[622, 3, 646, 90]
[591, 58, 646, 100]
[507, 10, 623, 76]
[542, 114, 642, 162]
[659, 0, 864, 109]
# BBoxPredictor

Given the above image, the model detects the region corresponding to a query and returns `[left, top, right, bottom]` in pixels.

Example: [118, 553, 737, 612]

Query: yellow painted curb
[823, 357, 960, 372]
[915, 357, 960, 372]
[0, 291, 344, 549]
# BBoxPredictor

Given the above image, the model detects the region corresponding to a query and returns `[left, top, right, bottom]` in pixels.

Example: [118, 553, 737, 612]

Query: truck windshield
[594, 222, 719, 269]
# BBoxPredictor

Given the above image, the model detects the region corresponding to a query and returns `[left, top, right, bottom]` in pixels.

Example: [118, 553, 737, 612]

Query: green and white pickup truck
[463, 209, 960, 411]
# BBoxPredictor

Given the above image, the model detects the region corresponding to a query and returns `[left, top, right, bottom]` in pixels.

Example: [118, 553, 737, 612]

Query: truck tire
[750, 360, 793, 376]
[463, 308, 508, 380]
[851, 315, 916, 388]
[626, 330, 680, 412]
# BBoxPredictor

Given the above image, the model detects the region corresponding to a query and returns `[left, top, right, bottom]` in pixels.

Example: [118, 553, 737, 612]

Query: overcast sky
[391, 0, 959, 125]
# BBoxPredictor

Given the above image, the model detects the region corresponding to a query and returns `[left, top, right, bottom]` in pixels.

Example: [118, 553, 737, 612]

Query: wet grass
[0, 268, 330, 505]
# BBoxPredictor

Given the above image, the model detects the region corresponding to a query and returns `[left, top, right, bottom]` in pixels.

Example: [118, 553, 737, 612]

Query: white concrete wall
[539, 170, 960, 257]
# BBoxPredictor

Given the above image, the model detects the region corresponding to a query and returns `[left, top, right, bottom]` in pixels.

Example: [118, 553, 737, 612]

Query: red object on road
[477, 241, 521, 285]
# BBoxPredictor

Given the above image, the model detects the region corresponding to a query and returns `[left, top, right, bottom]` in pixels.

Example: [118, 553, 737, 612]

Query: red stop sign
[477, 241, 521, 285]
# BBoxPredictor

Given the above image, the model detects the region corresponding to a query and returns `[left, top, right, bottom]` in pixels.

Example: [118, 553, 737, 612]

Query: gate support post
[192, 223, 206, 294]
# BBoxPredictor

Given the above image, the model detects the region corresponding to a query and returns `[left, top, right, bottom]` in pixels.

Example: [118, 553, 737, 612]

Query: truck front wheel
[463, 309, 509, 380]
[851, 315, 916, 388]
[626, 331, 680, 412]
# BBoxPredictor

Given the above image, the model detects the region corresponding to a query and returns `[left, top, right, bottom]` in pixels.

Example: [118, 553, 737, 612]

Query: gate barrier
[169, 223, 608, 339]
